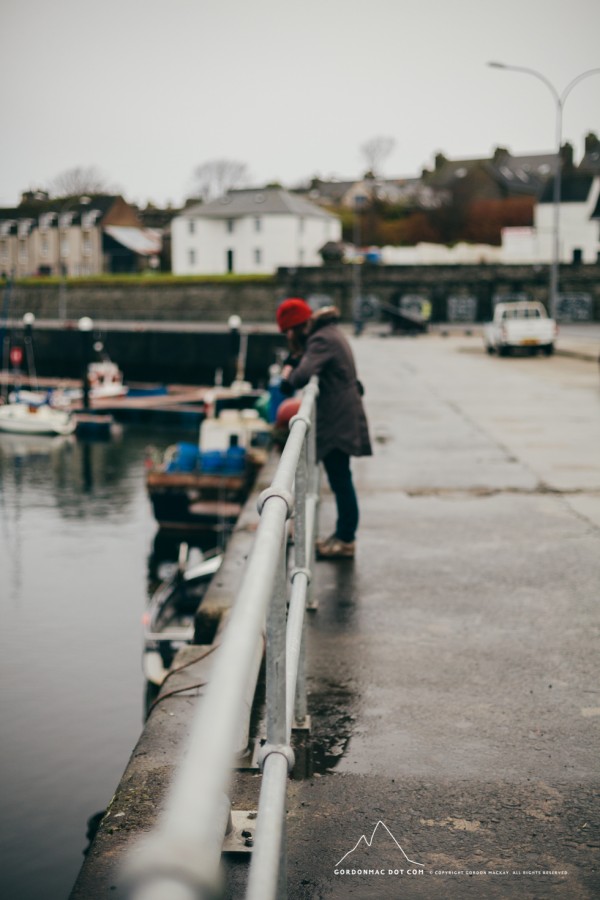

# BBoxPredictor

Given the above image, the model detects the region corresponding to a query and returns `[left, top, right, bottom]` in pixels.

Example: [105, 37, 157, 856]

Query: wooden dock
[0, 374, 211, 425]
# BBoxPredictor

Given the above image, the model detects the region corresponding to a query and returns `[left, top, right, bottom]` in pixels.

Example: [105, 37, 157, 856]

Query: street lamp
[22, 312, 38, 391]
[227, 314, 248, 386]
[78, 316, 94, 409]
[352, 193, 367, 335]
[487, 62, 600, 319]
[57, 195, 91, 320]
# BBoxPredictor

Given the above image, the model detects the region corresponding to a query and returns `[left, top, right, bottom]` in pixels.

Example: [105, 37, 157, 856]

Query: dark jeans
[322, 448, 359, 543]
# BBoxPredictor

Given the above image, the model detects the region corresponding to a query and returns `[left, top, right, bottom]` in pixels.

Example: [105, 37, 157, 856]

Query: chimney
[559, 142, 574, 171]
[434, 153, 447, 172]
[20, 189, 49, 205]
[492, 146, 510, 162]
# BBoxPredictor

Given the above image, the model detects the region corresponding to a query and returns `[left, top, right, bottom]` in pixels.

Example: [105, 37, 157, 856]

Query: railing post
[266, 533, 288, 750]
[294, 438, 308, 570]
[305, 387, 320, 610]
[246, 522, 292, 900]
[293, 438, 308, 726]
[266, 533, 288, 897]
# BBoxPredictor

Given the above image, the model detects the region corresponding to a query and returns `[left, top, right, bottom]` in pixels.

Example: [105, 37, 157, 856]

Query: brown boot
[316, 535, 355, 559]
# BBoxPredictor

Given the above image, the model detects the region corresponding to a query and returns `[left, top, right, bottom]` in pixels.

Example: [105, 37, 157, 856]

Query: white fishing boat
[0, 399, 76, 435]
[86, 360, 129, 399]
[56, 360, 129, 403]
[0, 303, 77, 434]
[142, 548, 222, 686]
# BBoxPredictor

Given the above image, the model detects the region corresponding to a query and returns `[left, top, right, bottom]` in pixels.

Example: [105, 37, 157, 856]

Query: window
[81, 209, 101, 228]
[0, 241, 7, 261]
[40, 236, 48, 256]
[19, 240, 28, 260]
[189, 219, 195, 235]
[189, 249, 196, 265]
[254, 248, 262, 264]
[254, 217, 261, 232]
[226, 219, 234, 233]
[83, 237, 92, 256]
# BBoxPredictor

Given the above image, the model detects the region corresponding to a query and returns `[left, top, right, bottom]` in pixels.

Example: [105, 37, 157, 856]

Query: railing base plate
[223, 810, 258, 854]
[292, 716, 313, 779]
[235, 738, 261, 771]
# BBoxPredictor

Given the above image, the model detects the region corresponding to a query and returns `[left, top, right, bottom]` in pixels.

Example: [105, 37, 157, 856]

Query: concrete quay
[71, 327, 599, 899]
[280, 328, 600, 900]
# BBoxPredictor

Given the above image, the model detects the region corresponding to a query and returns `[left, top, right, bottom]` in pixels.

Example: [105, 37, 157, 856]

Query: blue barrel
[200, 450, 223, 472]
[222, 446, 246, 474]
[176, 442, 200, 472]
[268, 380, 285, 423]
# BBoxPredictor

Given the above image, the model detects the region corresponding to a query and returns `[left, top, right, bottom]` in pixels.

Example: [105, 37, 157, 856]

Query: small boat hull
[145, 391, 270, 531]
[143, 553, 222, 685]
[146, 469, 253, 531]
[0, 402, 76, 436]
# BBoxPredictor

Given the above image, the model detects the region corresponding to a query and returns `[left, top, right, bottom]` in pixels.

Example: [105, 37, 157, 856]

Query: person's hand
[281, 364, 294, 380]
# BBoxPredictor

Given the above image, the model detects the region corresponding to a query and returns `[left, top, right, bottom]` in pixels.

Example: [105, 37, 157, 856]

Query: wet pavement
[282, 329, 600, 898]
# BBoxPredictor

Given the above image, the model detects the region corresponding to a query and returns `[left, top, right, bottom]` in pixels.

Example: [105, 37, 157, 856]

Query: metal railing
[123, 377, 320, 900]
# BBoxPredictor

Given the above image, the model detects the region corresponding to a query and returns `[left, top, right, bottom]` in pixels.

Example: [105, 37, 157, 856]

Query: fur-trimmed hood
[309, 306, 341, 331]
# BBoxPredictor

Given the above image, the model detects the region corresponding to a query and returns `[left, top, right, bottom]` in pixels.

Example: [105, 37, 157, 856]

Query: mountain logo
[335, 820, 425, 868]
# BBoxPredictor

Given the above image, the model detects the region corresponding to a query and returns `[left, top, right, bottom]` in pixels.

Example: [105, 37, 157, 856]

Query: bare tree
[47, 165, 116, 197]
[191, 159, 249, 202]
[360, 136, 396, 177]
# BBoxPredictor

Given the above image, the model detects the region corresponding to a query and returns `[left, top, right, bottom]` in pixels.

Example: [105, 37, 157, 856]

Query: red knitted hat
[276, 298, 312, 332]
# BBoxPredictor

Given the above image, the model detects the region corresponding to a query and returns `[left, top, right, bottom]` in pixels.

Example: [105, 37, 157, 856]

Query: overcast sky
[1, 0, 599, 208]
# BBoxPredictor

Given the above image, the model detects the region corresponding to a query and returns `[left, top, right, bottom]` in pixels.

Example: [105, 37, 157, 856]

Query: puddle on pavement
[308, 679, 358, 773]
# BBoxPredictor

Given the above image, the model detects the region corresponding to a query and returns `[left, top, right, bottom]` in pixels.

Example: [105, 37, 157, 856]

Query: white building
[171, 188, 341, 275]
[381, 242, 504, 265]
[502, 173, 600, 265]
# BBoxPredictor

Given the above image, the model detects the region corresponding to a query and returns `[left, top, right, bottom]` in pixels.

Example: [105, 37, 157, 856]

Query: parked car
[484, 301, 557, 356]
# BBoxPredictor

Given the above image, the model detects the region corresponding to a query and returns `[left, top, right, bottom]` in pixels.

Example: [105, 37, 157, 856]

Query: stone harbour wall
[6, 262, 600, 328]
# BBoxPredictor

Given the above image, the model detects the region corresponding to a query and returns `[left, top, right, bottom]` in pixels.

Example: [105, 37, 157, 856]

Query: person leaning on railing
[276, 297, 372, 559]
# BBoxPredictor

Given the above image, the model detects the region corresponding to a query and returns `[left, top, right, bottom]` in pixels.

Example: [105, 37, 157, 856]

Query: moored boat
[55, 360, 129, 404]
[0, 303, 76, 434]
[142, 549, 223, 685]
[145, 386, 270, 532]
[0, 400, 76, 435]
[87, 360, 128, 398]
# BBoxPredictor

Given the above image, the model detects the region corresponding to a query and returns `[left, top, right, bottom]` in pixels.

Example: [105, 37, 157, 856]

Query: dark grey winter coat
[286, 309, 372, 461]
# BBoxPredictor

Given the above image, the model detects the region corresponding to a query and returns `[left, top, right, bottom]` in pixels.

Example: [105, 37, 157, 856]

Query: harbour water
[0, 426, 195, 900]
